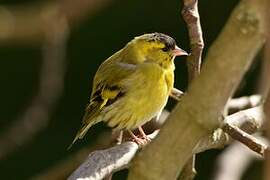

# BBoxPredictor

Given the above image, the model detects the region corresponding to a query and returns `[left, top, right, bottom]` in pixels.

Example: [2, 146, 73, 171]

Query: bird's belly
[102, 75, 170, 130]
[127, 90, 167, 128]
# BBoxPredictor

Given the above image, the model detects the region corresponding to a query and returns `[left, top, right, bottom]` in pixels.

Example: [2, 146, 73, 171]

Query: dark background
[0, 0, 263, 179]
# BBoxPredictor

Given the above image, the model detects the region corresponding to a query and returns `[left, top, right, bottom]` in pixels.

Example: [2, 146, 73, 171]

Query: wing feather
[68, 61, 136, 148]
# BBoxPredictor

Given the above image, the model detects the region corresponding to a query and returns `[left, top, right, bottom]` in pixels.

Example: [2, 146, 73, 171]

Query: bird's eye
[161, 46, 170, 52]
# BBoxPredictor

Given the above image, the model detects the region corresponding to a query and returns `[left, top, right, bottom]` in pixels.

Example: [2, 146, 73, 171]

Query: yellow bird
[69, 33, 187, 148]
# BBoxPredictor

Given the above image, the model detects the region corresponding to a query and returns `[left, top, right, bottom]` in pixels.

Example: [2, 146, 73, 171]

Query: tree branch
[128, 0, 267, 179]
[68, 104, 265, 180]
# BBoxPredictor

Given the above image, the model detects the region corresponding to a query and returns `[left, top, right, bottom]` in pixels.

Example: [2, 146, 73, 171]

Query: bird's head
[124, 33, 188, 68]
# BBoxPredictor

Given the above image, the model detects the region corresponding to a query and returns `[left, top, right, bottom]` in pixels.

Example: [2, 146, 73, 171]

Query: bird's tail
[67, 122, 95, 150]
[67, 101, 103, 150]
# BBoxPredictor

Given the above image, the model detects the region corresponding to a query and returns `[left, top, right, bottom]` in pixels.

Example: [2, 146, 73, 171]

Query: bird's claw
[132, 137, 149, 146]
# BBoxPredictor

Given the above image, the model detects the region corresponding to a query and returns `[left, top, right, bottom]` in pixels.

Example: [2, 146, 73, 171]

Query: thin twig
[182, 0, 204, 82]
[222, 123, 268, 156]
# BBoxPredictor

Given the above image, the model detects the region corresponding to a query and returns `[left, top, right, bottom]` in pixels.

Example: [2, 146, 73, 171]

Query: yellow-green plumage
[69, 33, 187, 148]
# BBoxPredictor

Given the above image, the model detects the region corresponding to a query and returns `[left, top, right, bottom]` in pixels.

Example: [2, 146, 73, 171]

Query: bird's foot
[141, 135, 151, 142]
[132, 136, 148, 146]
[128, 129, 150, 146]
[137, 126, 151, 142]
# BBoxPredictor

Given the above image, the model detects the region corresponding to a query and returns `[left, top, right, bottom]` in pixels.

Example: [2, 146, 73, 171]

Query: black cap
[146, 32, 176, 51]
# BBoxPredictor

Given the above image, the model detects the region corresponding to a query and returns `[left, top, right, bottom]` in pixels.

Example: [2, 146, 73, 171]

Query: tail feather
[67, 122, 95, 150]
[67, 100, 103, 150]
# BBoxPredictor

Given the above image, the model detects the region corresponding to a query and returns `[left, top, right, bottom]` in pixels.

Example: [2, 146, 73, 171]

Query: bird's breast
[103, 63, 174, 130]
[122, 66, 173, 128]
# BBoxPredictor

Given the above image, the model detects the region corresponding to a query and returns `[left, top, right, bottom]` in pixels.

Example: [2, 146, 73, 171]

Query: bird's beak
[172, 46, 188, 57]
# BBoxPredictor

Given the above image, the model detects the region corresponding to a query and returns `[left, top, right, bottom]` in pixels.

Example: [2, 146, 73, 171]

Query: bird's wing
[85, 61, 137, 123]
[68, 62, 136, 148]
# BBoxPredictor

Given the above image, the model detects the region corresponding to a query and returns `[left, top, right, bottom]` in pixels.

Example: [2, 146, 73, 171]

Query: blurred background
[0, 0, 263, 179]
